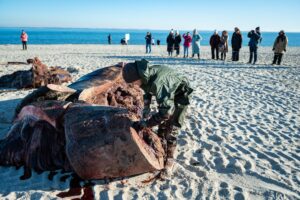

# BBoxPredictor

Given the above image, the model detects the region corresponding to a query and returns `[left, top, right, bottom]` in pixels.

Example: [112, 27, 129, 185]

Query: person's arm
[284, 37, 288, 51]
[143, 92, 152, 118]
[272, 38, 277, 51]
[247, 32, 252, 38]
[145, 84, 175, 128]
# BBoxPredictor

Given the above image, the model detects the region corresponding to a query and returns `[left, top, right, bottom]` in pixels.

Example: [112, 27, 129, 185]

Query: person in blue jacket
[145, 32, 152, 53]
[247, 27, 262, 64]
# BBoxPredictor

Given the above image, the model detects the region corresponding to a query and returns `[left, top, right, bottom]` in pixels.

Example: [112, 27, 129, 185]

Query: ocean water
[1, 27, 300, 47]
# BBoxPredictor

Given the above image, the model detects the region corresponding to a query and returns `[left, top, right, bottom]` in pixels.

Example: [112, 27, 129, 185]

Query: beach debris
[0, 63, 165, 181]
[0, 57, 72, 89]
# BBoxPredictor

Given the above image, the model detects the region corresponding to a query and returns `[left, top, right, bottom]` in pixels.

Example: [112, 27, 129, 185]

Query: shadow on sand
[102, 55, 298, 70]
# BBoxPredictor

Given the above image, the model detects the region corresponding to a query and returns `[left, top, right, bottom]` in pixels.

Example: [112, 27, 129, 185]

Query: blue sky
[0, 0, 300, 32]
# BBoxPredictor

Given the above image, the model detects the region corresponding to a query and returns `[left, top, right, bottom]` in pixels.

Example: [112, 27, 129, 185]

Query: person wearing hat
[192, 29, 202, 59]
[20, 30, 28, 50]
[247, 27, 262, 64]
[122, 59, 193, 177]
[231, 27, 243, 61]
[174, 30, 182, 57]
[166, 30, 175, 56]
[272, 30, 288, 65]
[210, 30, 221, 60]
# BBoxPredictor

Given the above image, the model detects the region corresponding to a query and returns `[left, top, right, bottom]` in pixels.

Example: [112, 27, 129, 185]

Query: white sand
[0, 44, 299, 200]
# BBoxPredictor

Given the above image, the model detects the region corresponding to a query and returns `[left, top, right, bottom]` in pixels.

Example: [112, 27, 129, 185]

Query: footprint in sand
[219, 182, 230, 198]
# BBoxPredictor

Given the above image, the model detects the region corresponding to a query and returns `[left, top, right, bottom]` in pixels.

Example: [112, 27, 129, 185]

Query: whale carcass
[0, 57, 72, 89]
[0, 63, 165, 180]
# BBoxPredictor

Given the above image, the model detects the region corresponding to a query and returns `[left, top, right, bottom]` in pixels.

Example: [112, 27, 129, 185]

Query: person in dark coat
[108, 34, 112, 44]
[209, 30, 221, 60]
[231, 27, 243, 61]
[174, 30, 182, 57]
[272, 30, 288, 65]
[166, 30, 175, 56]
[247, 27, 262, 64]
[145, 32, 152, 53]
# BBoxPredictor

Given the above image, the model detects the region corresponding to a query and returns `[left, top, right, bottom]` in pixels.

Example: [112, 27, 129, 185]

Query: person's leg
[237, 50, 240, 61]
[146, 44, 148, 53]
[272, 53, 278, 64]
[197, 53, 200, 59]
[211, 48, 215, 59]
[221, 53, 224, 60]
[249, 47, 253, 63]
[216, 47, 219, 60]
[253, 47, 257, 64]
[149, 44, 151, 53]
[278, 53, 283, 65]
[22, 42, 25, 50]
[187, 48, 189, 58]
[232, 51, 236, 61]
[224, 52, 226, 60]
[25, 42, 27, 50]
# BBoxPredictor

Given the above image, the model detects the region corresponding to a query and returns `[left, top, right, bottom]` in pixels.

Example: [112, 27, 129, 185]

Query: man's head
[122, 62, 142, 85]
[214, 30, 218, 35]
[279, 30, 285, 36]
[255, 27, 260, 32]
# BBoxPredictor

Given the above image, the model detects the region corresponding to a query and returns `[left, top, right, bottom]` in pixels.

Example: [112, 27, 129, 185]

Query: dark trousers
[175, 48, 180, 56]
[22, 41, 27, 50]
[249, 46, 257, 64]
[211, 47, 219, 59]
[272, 53, 283, 65]
[221, 53, 226, 60]
[232, 50, 240, 61]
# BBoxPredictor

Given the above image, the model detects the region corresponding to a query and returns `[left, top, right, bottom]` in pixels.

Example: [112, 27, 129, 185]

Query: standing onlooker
[174, 30, 182, 57]
[272, 30, 288, 65]
[20, 30, 28, 50]
[210, 30, 221, 60]
[231, 27, 242, 61]
[157, 39, 161, 45]
[248, 27, 262, 64]
[219, 31, 229, 60]
[166, 30, 175, 56]
[182, 32, 192, 58]
[192, 29, 202, 59]
[145, 32, 152, 53]
[108, 34, 112, 44]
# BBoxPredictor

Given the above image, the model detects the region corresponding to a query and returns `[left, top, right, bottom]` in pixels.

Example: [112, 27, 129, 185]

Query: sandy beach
[0, 44, 299, 199]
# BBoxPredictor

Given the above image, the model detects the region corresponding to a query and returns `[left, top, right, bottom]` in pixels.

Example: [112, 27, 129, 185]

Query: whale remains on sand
[0, 57, 72, 89]
[0, 63, 165, 180]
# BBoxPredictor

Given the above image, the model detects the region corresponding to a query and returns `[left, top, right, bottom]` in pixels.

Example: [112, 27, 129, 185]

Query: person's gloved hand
[272, 48, 275, 51]
[143, 107, 151, 119]
[132, 120, 147, 132]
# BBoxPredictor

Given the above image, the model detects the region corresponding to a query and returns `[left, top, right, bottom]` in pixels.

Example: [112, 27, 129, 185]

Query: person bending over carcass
[122, 59, 193, 177]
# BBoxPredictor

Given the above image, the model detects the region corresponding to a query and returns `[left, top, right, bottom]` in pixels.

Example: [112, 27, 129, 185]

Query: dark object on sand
[0, 64, 165, 180]
[0, 57, 72, 89]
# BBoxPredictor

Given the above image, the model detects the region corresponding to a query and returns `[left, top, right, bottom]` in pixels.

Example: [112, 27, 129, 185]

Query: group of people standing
[165, 29, 202, 59]
[145, 27, 288, 65]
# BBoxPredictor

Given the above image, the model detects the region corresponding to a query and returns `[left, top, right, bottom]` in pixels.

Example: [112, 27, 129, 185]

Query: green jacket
[136, 59, 191, 119]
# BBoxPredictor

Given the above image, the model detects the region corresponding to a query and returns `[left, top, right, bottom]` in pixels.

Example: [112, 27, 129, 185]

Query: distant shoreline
[1, 27, 300, 33]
